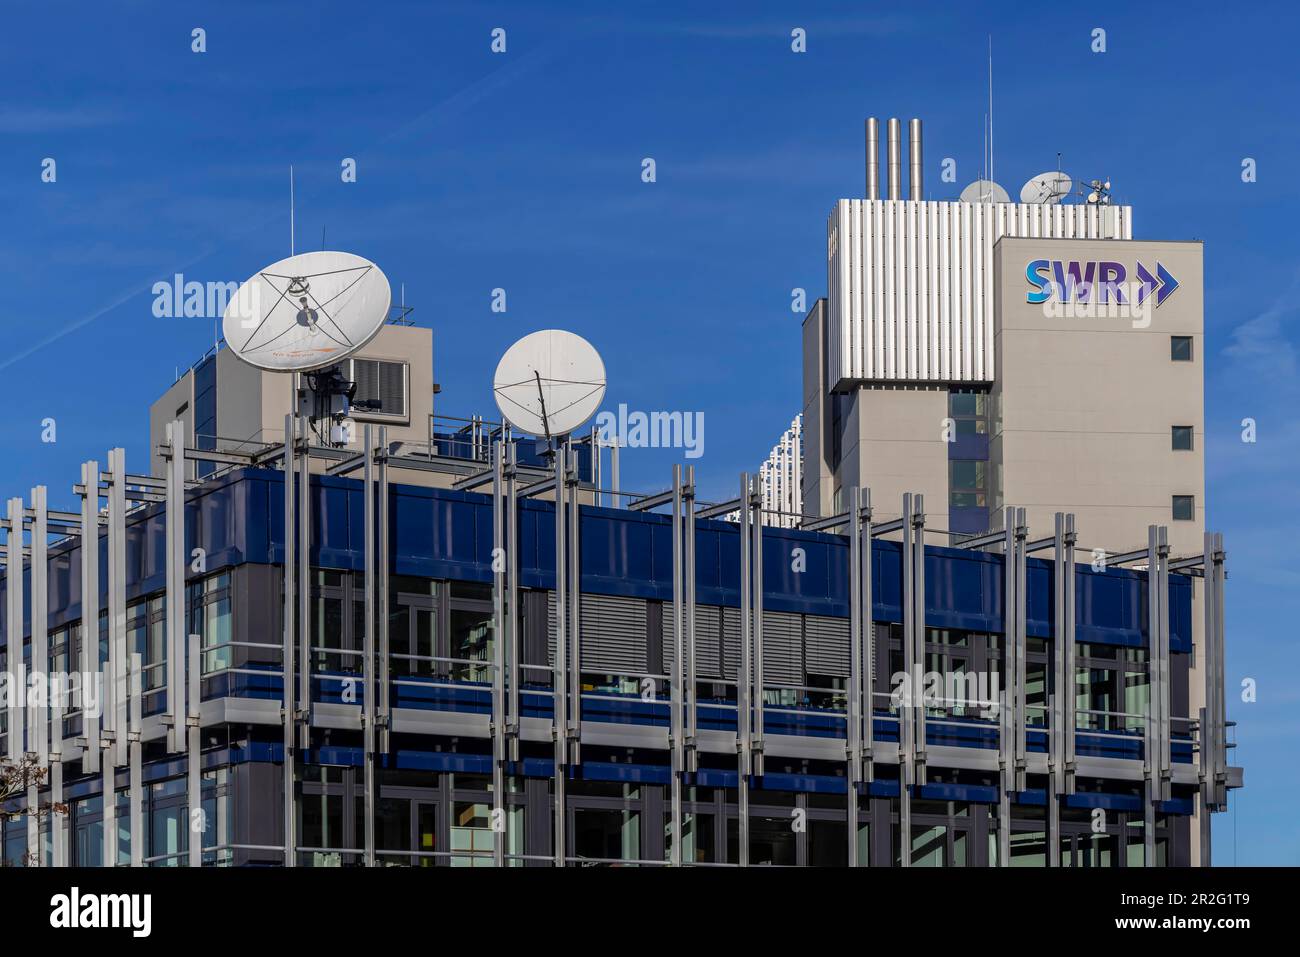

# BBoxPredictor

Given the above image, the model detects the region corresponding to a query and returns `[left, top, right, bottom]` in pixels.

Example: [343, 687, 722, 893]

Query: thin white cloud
[0, 107, 119, 132]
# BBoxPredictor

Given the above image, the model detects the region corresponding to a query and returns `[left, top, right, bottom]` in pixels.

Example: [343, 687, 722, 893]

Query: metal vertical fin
[281, 414, 295, 868]
[552, 444, 567, 866]
[297, 415, 311, 750]
[669, 465, 683, 866]
[80, 461, 101, 776]
[737, 473, 751, 867]
[751, 476, 765, 778]
[362, 425, 376, 867]
[491, 440, 506, 866]
[378, 426, 391, 755]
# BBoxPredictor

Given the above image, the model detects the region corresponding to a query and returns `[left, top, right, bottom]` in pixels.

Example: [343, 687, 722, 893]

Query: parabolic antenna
[1020, 170, 1073, 205]
[959, 179, 1011, 204]
[222, 251, 391, 372]
[493, 330, 606, 439]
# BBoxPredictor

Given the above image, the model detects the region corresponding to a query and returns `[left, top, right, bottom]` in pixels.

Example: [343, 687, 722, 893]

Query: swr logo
[1026, 259, 1179, 307]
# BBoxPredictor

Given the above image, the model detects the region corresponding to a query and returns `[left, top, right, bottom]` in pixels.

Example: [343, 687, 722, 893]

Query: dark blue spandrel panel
[578, 506, 672, 600]
[757, 527, 849, 616]
[923, 545, 1002, 633]
[1169, 574, 1191, 653]
[872, 538, 903, 622]
[1075, 565, 1144, 647]
[1024, 556, 1052, 638]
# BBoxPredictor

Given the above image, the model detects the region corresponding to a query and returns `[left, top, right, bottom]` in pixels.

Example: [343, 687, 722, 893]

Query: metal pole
[684, 465, 697, 770]
[362, 425, 376, 866]
[282, 414, 296, 867]
[848, 487, 862, 867]
[297, 415, 311, 751]
[553, 444, 567, 866]
[737, 473, 751, 867]
[492, 440, 506, 866]
[669, 465, 683, 866]
[752, 478, 765, 778]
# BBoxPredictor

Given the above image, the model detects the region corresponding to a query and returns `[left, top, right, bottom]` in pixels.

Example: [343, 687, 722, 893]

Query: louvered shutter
[721, 607, 742, 681]
[663, 603, 722, 678]
[761, 611, 803, 686]
[579, 594, 647, 673]
[806, 615, 851, 677]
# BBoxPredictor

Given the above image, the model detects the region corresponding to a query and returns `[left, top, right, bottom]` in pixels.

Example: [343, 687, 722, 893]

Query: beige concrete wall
[800, 300, 834, 518]
[149, 325, 437, 473]
[843, 384, 949, 525]
[992, 237, 1205, 556]
[148, 374, 195, 477]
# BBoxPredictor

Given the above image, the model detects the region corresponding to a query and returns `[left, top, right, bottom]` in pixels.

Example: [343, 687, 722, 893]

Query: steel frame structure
[0, 417, 1234, 867]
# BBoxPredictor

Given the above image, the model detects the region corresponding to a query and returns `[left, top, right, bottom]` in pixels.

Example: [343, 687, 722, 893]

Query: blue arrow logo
[1135, 261, 1179, 307]
[1156, 262, 1179, 306]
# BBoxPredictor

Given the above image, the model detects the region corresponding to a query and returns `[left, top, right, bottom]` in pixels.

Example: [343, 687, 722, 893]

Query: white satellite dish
[1020, 170, 1073, 205]
[959, 179, 1011, 204]
[493, 330, 606, 439]
[222, 251, 391, 372]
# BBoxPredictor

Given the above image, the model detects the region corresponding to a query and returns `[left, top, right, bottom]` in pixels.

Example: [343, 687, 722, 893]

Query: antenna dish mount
[493, 330, 607, 439]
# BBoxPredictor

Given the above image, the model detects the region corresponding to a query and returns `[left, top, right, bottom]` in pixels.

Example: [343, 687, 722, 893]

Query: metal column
[751, 477, 765, 778]
[32, 487, 50, 865]
[491, 440, 506, 866]
[506, 443, 520, 762]
[1049, 513, 1078, 865]
[362, 425, 376, 867]
[79, 462, 100, 778]
[847, 487, 863, 866]
[377, 425, 391, 755]
[684, 466, 697, 773]
[281, 414, 296, 867]
[187, 631, 201, 867]
[4, 497, 23, 765]
[1199, 532, 1227, 865]
[164, 422, 185, 754]
[552, 445, 568, 866]
[128, 652, 143, 867]
[737, 473, 751, 867]
[566, 445, 581, 767]
[297, 415, 311, 751]
[669, 465, 684, 866]
[1144, 525, 1171, 864]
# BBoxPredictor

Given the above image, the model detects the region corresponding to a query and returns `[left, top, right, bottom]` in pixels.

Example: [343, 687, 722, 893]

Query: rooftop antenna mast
[988, 35, 994, 189]
[289, 165, 296, 256]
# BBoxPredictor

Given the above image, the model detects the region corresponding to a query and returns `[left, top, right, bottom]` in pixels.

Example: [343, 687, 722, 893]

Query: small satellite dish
[1020, 170, 1073, 205]
[959, 179, 1011, 204]
[222, 251, 391, 372]
[493, 330, 606, 439]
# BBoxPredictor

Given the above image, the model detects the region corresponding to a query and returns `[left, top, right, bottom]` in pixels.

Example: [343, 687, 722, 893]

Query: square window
[1170, 336, 1193, 361]
[1172, 495, 1195, 521]
[1171, 426, 1193, 450]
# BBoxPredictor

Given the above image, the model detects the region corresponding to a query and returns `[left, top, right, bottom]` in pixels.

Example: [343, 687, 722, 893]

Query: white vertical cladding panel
[983, 202, 995, 380]
[895, 201, 906, 380]
[925, 202, 938, 381]
[906, 200, 918, 379]
[858, 201, 872, 379]
[883, 199, 895, 379]
[824, 197, 1132, 385]
[939, 203, 951, 381]
[962, 203, 974, 380]
[852, 200, 863, 379]
[972, 202, 985, 380]
[872, 200, 884, 379]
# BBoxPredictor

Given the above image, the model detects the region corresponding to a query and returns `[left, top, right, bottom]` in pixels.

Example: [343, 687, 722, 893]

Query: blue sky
[2, 0, 1297, 863]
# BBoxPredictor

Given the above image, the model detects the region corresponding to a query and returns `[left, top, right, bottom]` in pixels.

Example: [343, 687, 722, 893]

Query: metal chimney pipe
[908, 118, 923, 200]
[886, 118, 902, 200]
[865, 117, 880, 200]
